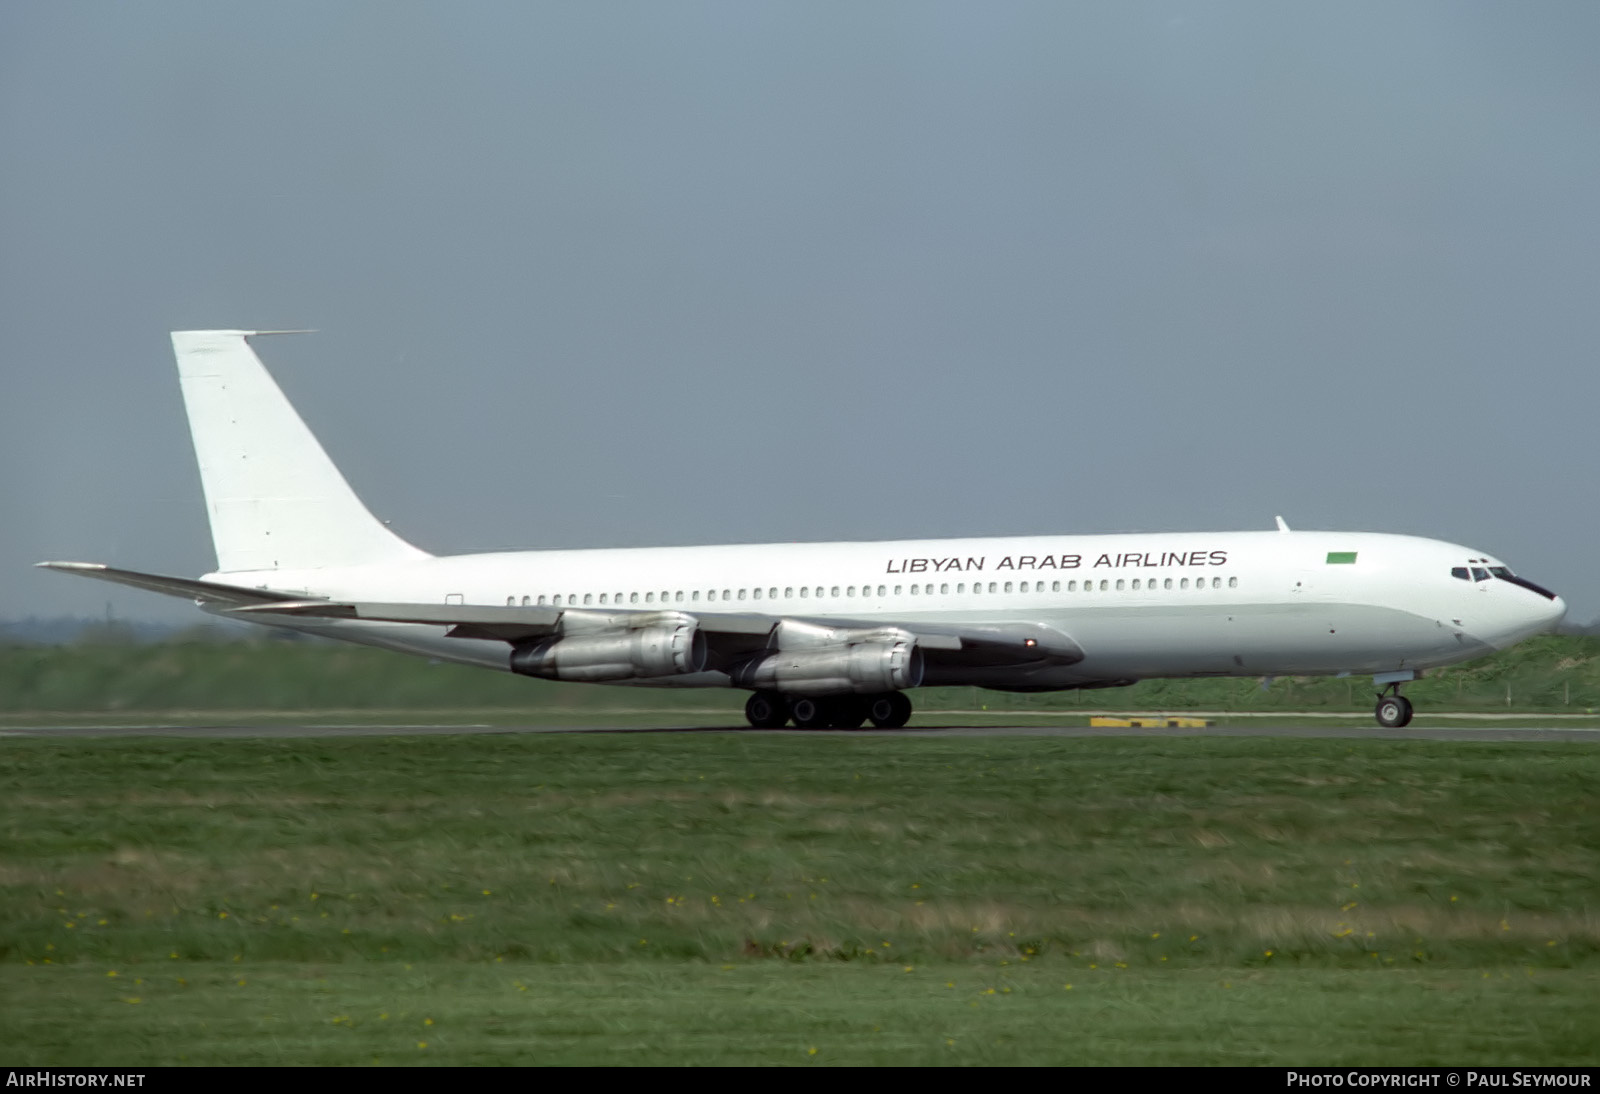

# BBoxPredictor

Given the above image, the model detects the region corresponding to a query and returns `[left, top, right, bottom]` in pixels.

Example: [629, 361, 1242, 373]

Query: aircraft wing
[227, 598, 1084, 669]
[38, 562, 1084, 672]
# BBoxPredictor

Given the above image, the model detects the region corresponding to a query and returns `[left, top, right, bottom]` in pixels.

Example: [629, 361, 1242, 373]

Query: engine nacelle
[730, 633, 924, 696]
[510, 616, 707, 682]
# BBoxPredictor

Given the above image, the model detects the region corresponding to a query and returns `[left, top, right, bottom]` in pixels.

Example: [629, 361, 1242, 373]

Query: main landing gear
[743, 690, 913, 730]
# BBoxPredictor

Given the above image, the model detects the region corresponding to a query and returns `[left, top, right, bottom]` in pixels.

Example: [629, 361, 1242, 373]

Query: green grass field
[3, 732, 1596, 1065]
[4, 632, 1600, 718]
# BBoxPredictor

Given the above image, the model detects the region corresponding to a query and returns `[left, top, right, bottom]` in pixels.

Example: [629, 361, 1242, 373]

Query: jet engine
[509, 615, 706, 682]
[730, 630, 923, 696]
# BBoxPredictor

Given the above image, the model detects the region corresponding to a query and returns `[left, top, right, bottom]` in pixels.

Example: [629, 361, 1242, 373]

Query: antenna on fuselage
[1275, 516, 1291, 533]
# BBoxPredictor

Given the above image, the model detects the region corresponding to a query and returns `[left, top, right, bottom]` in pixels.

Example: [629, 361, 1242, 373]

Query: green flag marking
[1326, 551, 1358, 565]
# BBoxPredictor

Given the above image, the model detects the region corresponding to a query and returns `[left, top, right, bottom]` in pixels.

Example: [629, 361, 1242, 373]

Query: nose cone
[1477, 581, 1567, 651]
[1499, 588, 1567, 648]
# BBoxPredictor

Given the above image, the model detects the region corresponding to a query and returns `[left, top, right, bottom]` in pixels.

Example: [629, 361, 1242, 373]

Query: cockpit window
[1471, 567, 1490, 582]
[1450, 567, 1469, 581]
[1494, 569, 1559, 600]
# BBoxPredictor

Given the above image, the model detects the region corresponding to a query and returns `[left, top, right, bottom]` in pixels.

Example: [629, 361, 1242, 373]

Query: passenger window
[830, 586, 839, 597]
[738, 589, 747, 600]
[957, 583, 965, 593]
[584, 594, 593, 605]
[598, 594, 607, 605]
[1228, 577, 1238, 588]
[769, 588, 777, 599]
[895, 585, 903, 596]
[1212, 577, 1221, 589]
[815, 587, 824, 598]
[1180, 578, 1189, 590]
[630, 592, 639, 604]
[1115, 579, 1125, 591]
[537, 595, 547, 606]
[1068, 581, 1076, 592]
[553, 595, 563, 606]
[676, 591, 684, 602]
[1003, 582, 1013, 593]
[784, 587, 793, 598]
[847, 586, 856, 597]
[692, 591, 700, 601]
[988, 582, 997, 593]
[645, 593, 654, 603]
[941, 583, 949, 594]
[753, 588, 762, 600]
[910, 585, 919, 595]
[877, 585, 886, 596]
[799, 587, 808, 598]
[725, 590, 733, 600]
[1099, 580, 1109, 591]
[1164, 578, 1173, 590]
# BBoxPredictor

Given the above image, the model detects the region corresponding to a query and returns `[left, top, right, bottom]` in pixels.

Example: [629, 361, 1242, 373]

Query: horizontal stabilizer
[35, 562, 317, 606]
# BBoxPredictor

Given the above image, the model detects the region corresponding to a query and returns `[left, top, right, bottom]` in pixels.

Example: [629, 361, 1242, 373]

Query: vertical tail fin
[171, 330, 430, 573]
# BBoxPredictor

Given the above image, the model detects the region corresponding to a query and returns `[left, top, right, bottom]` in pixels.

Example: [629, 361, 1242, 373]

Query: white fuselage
[205, 528, 1566, 690]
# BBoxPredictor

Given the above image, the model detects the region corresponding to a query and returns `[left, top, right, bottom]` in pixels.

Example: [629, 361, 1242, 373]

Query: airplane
[40, 330, 1566, 730]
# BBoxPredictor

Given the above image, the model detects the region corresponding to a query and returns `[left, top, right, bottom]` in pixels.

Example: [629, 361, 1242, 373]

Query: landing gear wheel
[1374, 694, 1414, 728]
[867, 692, 913, 729]
[745, 691, 789, 729]
[790, 697, 831, 730]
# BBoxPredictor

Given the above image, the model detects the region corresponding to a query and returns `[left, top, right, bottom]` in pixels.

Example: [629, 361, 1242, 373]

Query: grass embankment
[2, 734, 1596, 1064]
[3, 633, 1600, 721]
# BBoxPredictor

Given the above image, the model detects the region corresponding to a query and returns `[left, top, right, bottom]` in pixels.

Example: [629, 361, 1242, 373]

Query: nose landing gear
[1373, 677, 1415, 728]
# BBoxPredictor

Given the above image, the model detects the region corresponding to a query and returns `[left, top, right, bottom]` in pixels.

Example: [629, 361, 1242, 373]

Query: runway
[4, 722, 1598, 741]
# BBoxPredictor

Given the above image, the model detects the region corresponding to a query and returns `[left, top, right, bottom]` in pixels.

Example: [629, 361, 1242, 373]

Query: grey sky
[4, 2, 1598, 626]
